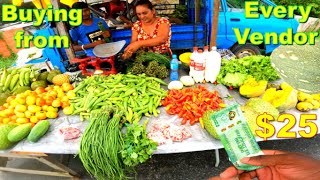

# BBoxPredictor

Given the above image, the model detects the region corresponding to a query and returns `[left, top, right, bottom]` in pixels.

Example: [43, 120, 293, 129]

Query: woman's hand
[208, 150, 320, 180]
[122, 42, 141, 59]
[125, 41, 141, 53]
[122, 51, 132, 59]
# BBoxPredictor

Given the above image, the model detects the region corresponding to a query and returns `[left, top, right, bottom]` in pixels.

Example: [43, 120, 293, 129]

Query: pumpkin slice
[270, 41, 320, 94]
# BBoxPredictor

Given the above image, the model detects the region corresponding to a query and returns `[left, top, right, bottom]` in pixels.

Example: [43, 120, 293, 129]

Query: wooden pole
[210, 0, 220, 48]
[194, 0, 201, 23]
[50, 0, 75, 61]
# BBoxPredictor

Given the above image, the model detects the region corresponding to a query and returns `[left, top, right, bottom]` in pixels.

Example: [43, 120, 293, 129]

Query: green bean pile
[79, 108, 126, 180]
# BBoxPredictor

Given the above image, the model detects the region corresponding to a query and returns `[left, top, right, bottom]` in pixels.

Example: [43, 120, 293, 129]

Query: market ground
[1, 135, 320, 180]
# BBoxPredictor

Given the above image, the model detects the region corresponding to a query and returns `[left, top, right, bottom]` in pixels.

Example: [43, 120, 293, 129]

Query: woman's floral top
[132, 17, 171, 53]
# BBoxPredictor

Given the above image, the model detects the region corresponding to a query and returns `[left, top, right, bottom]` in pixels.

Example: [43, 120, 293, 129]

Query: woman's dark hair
[135, 0, 153, 10]
[72, 2, 89, 9]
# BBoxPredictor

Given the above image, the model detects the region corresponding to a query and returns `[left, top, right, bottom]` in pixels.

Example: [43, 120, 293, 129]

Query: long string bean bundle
[79, 108, 126, 180]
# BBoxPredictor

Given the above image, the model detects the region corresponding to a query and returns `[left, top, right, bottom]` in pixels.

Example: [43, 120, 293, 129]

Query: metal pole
[210, 0, 220, 48]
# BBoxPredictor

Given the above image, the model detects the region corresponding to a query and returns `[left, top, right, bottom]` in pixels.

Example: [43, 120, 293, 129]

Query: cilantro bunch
[217, 55, 280, 88]
[121, 122, 157, 167]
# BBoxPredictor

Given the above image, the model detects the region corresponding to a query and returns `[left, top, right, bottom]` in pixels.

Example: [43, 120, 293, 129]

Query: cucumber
[7, 123, 32, 143]
[27, 120, 50, 142]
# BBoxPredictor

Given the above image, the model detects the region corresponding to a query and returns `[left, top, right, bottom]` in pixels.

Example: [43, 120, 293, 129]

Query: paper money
[210, 103, 263, 171]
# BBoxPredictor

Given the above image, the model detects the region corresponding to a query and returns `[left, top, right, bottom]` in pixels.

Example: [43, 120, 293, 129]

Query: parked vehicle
[216, 0, 299, 57]
[11, 0, 299, 72]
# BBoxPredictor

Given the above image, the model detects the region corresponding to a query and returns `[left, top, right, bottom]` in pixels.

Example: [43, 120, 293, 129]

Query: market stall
[1, 0, 320, 179]
[6, 84, 320, 155]
[1, 77, 319, 178]
[5, 77, 318, 151]
[1, 38, 320, 180]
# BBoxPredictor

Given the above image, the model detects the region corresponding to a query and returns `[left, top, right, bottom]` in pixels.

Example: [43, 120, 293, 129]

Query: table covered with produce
[1, 44, 320, 179]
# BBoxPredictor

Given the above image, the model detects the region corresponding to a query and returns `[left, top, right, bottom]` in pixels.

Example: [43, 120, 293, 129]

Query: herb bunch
[121, 122, 157, 167]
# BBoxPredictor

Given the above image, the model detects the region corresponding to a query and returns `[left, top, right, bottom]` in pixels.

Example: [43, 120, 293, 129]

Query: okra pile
[70, 73, 168, 122]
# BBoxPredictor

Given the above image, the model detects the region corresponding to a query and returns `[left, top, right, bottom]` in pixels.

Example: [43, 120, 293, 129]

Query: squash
[239, 77, 267, 98]
[180, 76, 195, 86]
[8, 123, 32, 143]
[270, 41, 320, 94]
[168, 81, 183, 90]
[0, 124, 17, 150]
[245, 98, 279, 119]
[262, 82, 298, 112]
[240, 106, 260, 136]
[27, 120, 50, 142]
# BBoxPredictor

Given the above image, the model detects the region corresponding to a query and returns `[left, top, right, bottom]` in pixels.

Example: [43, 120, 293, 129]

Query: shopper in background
[122, 0, 171, 59]
[209, 150, 320, 180]
[106, 0, 133, 28]
[69, 2, 110, 57]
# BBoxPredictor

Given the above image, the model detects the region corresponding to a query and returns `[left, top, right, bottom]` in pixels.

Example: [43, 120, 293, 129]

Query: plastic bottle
[189, 47, 198, 77]
[203, 45, 209, 70]
[205, 46, 221, 83]
[170, 54, 179, 81]
[193, 49, 205, 83]
[98, 21, 110, 43]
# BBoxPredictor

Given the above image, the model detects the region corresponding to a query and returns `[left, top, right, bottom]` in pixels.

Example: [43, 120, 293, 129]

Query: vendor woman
[122, 0, 172, 59]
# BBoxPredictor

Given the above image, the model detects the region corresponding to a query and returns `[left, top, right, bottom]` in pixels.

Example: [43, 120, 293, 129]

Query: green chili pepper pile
[70, 73, 168, 122]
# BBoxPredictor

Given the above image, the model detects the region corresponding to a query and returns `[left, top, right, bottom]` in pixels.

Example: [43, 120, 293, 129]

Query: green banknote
[210, 103, 263, 171]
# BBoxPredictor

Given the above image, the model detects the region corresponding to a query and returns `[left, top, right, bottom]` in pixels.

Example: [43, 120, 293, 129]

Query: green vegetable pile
[79, 108, 126, 180]
[127, 52, 170, 79]
[121, 121, 157, 167]
[217, 55, 280, 88]
[79, 108, 159, 179]
[70, 73, 168, 122]
[0, 53, 17, 69]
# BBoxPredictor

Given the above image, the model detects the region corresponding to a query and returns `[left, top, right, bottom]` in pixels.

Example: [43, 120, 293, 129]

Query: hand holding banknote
[209, 150, 320, 180]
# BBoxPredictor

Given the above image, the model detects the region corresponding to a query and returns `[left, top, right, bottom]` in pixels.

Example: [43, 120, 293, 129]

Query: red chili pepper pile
[161, 85, 225, 125]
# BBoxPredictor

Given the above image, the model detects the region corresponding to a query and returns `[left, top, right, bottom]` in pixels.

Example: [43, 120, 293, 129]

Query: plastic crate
[33, 28, 67, 72]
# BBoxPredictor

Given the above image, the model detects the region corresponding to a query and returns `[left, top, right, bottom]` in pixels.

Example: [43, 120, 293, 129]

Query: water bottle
[189, 47, 198, 77]
[170, 54, 179, 81]
[193, 49, 205, 83]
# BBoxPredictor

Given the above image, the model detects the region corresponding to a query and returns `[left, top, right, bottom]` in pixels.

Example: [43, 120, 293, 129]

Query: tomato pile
[161, 85, 225, 125]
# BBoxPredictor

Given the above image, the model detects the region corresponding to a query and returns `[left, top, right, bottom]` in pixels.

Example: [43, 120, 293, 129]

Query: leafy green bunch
[121, 122, 157, 167]
[217, 55, 280, 88]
